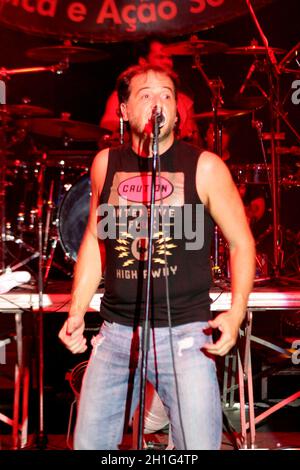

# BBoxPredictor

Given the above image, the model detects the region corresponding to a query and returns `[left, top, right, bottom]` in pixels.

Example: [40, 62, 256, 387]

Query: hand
[58, 316, 88, 354]
[203, 310, 241, 356]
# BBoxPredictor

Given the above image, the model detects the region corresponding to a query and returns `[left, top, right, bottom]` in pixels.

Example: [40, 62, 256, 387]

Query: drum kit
[0, 43, 113, 286]
[0, 36, 300, 289]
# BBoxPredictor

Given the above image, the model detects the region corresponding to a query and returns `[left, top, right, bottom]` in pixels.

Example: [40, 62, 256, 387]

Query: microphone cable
[157, 152, 187, 450]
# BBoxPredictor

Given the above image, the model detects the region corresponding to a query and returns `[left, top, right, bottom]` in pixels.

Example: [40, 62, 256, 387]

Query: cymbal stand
[193, 54, 228, 281]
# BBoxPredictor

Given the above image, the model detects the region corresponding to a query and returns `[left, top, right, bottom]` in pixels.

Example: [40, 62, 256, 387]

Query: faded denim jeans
[74, 320, 222, 450]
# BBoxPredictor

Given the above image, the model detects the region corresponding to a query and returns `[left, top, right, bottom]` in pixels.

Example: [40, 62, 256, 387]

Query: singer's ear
[120, 103, 129, 122]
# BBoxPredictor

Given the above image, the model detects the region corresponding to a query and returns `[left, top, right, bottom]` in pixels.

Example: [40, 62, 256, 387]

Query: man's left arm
[196, 151, 256, 356]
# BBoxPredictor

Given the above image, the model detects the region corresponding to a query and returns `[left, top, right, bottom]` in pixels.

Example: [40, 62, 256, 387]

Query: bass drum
[58, 174, 91, 262]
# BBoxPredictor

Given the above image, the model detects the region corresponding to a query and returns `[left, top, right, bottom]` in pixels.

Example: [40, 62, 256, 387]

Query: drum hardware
[22, 115, 111, 142]
[26, 41, 109, 64]
[43, 180, 55, 261]
[267, 146, 300, 156]
[192, 108, 251, 121]
[0, 63, 74, 451]
[0, 61, 69, 80]
[0, 44, 111, 448]
[57, 173, 91, 263]
[212, 227, 229, 284]
[229, 95, 267, 111]
[279, 40, 300, 75]
[242, 0, 300, 286]
[261, 132, 285, 141]
[248, 78, 300, 144]
[0, 58, 71, 274]
[192, 49, 237, 279]
[226, 44, 286, 56]
[163, 36, 228, 56]
[0, 103, 53, 118]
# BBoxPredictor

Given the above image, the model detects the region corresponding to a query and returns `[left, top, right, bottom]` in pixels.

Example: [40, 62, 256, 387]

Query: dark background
[1, 0, 300, 440]
[0, 0, 299, 152]
[1, 0, 299, 264]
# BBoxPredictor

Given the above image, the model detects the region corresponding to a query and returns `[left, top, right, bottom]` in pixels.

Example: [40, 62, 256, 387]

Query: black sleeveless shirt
[99, 140, 214, 327]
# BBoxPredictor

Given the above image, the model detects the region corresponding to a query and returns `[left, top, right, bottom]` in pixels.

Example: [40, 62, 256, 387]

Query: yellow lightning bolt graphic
[123, 260, 134, 267]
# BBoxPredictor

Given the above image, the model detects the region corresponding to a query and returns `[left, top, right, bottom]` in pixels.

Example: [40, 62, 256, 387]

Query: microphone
[152, 106, 165, 128]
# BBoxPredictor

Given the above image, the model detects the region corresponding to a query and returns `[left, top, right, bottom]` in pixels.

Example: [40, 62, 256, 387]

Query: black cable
[157, 153, 187, 450]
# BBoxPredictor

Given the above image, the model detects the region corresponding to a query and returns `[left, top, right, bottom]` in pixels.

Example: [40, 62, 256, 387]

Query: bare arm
[197, 151, 256, 356]
[58, 149, 109, 353]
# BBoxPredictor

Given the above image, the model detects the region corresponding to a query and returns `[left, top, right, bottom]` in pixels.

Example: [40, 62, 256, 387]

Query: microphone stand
[137, 111, 160, 450]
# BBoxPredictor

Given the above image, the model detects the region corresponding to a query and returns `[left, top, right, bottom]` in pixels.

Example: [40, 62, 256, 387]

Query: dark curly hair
[116, 64, 179, 104]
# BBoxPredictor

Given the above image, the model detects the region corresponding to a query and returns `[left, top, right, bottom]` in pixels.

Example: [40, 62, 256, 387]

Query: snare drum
[58, 174, 91, 261]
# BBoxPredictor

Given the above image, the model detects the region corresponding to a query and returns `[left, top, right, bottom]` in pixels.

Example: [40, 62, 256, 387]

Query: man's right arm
[58, 149, 109, 354]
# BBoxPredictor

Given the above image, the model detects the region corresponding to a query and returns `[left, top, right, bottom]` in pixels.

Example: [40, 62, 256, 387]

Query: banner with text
[0, 0, 273, 42]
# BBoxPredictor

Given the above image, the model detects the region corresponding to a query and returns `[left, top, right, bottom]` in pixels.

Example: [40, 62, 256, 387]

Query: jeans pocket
[91, 332, 105, 356]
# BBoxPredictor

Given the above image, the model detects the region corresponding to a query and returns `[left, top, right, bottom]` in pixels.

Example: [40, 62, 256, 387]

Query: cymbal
[192, 109, 251, 121]
[229, 96, 267, 110]
[0, 104, 53, 117]
[227, 45, 286, 56]
[163, 39, 228, 56]
[23, 118, 111, 141]
[26, 45, 108, 63]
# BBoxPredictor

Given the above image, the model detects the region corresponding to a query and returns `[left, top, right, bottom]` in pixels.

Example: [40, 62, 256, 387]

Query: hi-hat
[0, 104, 53, 117]
[193, 109, 251, 121]
[23, 117, 111, 141]
[227, 45, 286, 55]
[26, 45, 108, 63]
[163, 39, 228, 56]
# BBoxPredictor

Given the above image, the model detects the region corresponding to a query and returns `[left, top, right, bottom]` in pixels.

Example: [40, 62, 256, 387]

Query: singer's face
[120, 70, 177, 139]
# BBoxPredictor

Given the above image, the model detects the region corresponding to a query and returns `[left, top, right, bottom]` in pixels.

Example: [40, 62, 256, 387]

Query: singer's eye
[140, 93, 151, 101]
[162, 93, 172, 100]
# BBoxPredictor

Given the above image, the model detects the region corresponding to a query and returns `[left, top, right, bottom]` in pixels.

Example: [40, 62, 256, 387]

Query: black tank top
[99, 140, 214, 327]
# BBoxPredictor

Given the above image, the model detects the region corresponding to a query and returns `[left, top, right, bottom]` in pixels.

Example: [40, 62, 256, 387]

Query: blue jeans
[74, 320, 222, 450]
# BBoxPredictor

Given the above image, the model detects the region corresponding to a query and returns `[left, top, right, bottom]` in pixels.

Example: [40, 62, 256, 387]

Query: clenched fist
[58, 316, 88, 354]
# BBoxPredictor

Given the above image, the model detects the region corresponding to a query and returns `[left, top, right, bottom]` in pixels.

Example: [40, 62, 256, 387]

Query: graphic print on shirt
[107, 171, 184, 280]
